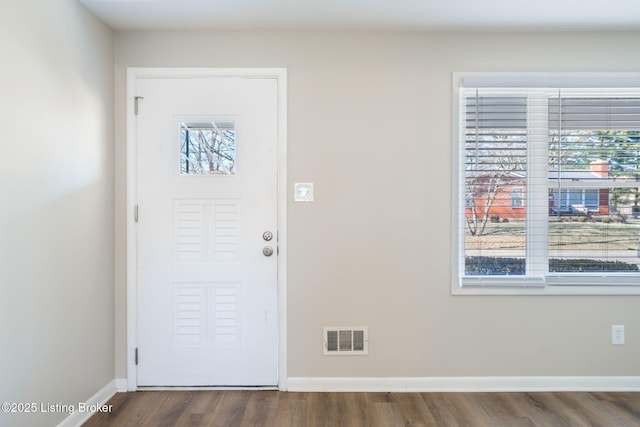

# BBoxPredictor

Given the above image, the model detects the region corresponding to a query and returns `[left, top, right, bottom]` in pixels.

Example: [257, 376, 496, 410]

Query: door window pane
[180, 122, 236, 175]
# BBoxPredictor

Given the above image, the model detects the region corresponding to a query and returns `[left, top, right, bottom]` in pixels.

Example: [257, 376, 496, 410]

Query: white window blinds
[548, 95, 640, 273]
[463, 93, 528, 276]
[458, 84, 640, 285]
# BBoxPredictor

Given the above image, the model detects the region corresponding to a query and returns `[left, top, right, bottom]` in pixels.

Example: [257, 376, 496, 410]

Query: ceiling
[79, 0, 640, 32]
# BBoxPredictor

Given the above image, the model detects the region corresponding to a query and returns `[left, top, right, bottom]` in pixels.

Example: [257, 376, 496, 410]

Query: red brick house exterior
[466, 160, 612, 220]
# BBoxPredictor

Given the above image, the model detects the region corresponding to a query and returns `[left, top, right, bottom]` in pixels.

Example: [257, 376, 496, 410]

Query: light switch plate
[294, 182, 314, 202]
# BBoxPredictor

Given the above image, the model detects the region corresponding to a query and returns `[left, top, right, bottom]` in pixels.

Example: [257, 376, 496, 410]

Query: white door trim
[125, 67, 288, 391]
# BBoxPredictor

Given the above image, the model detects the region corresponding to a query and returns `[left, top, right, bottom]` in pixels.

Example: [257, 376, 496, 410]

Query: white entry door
[135, 75, 279, 386]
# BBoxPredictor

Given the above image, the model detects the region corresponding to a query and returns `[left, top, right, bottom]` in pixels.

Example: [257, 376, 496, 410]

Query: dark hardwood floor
[83, 390, 640, 426]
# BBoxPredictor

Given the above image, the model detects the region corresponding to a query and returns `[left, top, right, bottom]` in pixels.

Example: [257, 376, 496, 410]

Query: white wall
[0, 1, 114, 426]
[114, 31, 640, 382]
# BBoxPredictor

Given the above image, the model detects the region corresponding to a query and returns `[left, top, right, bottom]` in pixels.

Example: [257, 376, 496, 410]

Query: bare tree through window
[180, 122, 236, 175]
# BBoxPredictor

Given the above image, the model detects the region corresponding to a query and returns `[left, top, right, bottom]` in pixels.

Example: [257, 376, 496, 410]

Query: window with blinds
[455, 74, 640, 290]
[548, 96, 640, 273]
[464, 94, 528, 276]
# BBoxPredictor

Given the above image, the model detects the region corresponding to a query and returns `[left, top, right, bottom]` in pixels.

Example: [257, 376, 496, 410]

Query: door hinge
[135, 348, 139, 365]
[134, 96, 144, 115]
[134, 205, 139, 223]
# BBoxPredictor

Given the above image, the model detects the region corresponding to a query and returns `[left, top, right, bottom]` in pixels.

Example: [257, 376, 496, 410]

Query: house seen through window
[456, 74, 640, 289]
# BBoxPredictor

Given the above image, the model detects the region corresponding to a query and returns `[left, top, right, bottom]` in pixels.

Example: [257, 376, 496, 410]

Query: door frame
[125, 67, 288, 391]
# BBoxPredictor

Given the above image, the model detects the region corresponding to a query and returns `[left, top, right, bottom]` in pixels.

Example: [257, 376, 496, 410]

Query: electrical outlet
[612, 325, 625, 345]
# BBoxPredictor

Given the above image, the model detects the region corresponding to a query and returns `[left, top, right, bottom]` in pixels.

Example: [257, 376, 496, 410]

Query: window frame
[550, 188, 600, 212]
[510, 188, 524, 208]
[452, 72, 640, 295]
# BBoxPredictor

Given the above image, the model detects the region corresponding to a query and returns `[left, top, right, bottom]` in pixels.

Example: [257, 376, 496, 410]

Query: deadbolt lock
[263, 231, 273, 241]
[263, 246, 274, 257]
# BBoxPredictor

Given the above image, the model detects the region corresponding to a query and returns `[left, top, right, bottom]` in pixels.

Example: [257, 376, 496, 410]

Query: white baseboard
[57, 380, 117, 427]
[115, 378, 128, 392]
[287, 376, 640, 392]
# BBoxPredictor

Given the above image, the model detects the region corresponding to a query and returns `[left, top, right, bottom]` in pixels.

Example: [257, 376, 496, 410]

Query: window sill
[455, 276, 640, 295]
